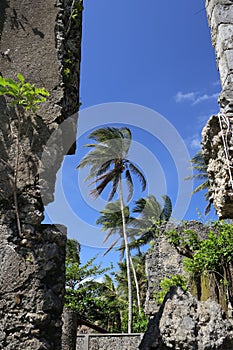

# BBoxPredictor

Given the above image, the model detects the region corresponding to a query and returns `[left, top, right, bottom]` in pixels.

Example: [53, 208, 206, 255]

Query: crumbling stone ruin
[142, 221, 233, 349]
[140, 287, 233, 350]
[144, 222, 210, 316]
[0, 0, 82, 349]
[202, 0, 233, 218]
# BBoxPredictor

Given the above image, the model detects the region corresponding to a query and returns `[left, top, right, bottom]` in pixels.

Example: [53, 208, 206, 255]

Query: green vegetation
[65, 238, 148, 333]
[0, 73, 49, 112]
[183, 223, 233, 276]
[71, 0, 84, 25]
[0, 73, 49, 236]
[131, 195, 172, 248]
[158, 222, 233, 310]
[154, 274, 188, 304]
[165, 222, 233, 277]
[65, 239, 111, 313]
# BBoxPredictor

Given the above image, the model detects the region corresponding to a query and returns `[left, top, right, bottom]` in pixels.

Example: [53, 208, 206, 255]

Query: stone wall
[202, 0, 233, 218]
[0, 0, 82, 349]
[144, 221, 211, 315]
[0, 225, 66, 349]
[142, 222, 233, 349]
[76, 334, 143, 350]
[144, 234, 185, 315]
[140, 287, 233, 350]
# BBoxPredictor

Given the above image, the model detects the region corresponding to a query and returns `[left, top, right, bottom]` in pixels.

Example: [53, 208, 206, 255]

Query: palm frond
[125, 169, 134, 202]
[119, 127, 132, 154]
[108, 172, 120, 201]
[77, 144, 112, 170]
[88, 127, 121, 143]
[90, 170, 116, 198]
[132, 198, 146, 213]
[103, 238, 120, 256]
[133, 195, 161, 220]
[191, 180, 209, 194]
[160, 195, 172, 222]
[204, 201, 212, 215]
[185, 150, 212, 214]
[97, 160, 113, 177]
[128, 162, 146, 191]
[102, 229, 118, 244]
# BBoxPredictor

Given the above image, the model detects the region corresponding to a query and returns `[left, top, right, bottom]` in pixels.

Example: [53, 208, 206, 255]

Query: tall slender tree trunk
[130, 256, 141, 314]
[119, 176, 132, 333]
[13, 106, 23, 237]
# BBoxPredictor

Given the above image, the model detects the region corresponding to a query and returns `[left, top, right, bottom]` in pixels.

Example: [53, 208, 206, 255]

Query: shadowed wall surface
[0, 0, 82, 349]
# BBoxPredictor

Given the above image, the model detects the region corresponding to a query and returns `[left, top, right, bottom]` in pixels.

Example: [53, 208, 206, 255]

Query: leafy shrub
[154, 274, 188, 304]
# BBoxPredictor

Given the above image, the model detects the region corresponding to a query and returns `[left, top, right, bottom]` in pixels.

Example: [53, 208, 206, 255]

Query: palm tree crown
[131, 195, 172, 247]
[96, 200, 134, 256]
[77, 127, 146, 201]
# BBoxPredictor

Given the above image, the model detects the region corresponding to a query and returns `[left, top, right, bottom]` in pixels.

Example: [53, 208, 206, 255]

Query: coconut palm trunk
[130, 256, 141, 314]
[119, 176, 132, 333]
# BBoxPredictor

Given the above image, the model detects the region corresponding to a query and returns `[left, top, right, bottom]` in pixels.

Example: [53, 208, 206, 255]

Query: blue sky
[44, 0, 220, 269]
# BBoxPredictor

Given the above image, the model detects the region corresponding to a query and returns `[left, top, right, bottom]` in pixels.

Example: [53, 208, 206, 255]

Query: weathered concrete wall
[0, 0, 82, 349]
[76, 333, 143, 350]
[202, 0, 233, 218]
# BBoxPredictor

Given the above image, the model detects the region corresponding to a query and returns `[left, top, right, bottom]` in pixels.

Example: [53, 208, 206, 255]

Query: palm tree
[131, 194, 172, 248]
[185, 150, 211, 214]
[115, 255, 148, 332]
[77, 127, 146, 333]
[96, 200, 142, 314]
[96, 200, 134, 256]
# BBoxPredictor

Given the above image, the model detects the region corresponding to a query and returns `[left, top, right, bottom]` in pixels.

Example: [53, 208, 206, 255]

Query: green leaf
[17, 73, 25, 85]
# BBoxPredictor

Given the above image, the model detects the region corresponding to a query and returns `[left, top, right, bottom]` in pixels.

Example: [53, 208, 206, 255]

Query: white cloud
[190, 137, 201, 150]
[192, 92, 219, 105]
[175, 91, 196, 103]
[175, 90, 219, 105]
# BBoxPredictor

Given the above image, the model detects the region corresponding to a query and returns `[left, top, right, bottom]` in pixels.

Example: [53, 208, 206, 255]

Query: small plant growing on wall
[0, 73, 49, 236]
[154, 274, 189, 304]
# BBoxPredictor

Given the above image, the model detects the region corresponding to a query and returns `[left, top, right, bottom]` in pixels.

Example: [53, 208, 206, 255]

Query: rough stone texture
[140, 287, 233, 350]
[202, 0, 233, 218]
[0, 0, 82, 349]
[62, 308, 78, 350]
[76, 334, 143, 350]
[144, 221, 210, 315]
[0, 225, 67, 350]
[202, 114, 233, 219]
[144, 235, 185, 315]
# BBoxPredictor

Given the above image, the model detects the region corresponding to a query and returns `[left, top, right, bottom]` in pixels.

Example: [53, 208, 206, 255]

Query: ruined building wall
[144, 222, 213, 316]
[142, 222, 233, 349]
[202, 0, 233, 218]
[0, 0, 82, 349]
